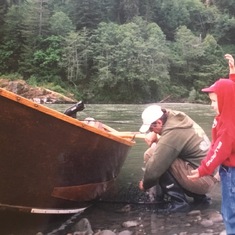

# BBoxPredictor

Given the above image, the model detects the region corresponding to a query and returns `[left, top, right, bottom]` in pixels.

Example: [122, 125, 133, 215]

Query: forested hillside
[0, 0, 234, 103]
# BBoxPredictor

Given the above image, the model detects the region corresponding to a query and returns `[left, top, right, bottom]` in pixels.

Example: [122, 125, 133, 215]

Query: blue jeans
[220, 165, 235, 234]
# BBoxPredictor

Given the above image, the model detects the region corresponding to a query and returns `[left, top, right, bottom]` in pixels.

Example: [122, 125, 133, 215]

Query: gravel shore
[43, 183, 226, 235]
[44, 203, 226, 235]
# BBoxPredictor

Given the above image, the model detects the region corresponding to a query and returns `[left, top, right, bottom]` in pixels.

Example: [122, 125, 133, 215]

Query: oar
[101, 123, 145, 139]
[110, 131, 146, 139]
[89, 122, 146, 139]
[101, 123, 119, 132]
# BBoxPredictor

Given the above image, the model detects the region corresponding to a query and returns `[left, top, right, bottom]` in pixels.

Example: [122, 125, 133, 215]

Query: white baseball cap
[139, 105, 163, 133]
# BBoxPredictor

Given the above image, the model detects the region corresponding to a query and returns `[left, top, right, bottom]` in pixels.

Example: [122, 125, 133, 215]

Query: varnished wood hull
[0, 88, 134, 213]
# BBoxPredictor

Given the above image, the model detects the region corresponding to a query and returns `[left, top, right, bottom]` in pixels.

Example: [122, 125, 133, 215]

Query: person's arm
[188, 132, 233, 180]
[144, 131, 158, 147]
[142, 142, 179, 189]
[224, 54, 235, 81]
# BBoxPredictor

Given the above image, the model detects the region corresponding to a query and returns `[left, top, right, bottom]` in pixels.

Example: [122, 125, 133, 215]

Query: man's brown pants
[144, 147, 217, 195]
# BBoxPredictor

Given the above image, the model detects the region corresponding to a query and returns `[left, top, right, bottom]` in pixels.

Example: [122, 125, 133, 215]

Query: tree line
[0, 0, 234, 103]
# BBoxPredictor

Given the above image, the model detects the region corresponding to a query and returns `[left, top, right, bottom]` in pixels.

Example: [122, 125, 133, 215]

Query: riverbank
[25, 183, 224, 235]
[0, 205, 225, 235]
[0, 78, 77, 104]
[0, 170, 224, 235]
[52, 182, 225, 235]
[64, 206, 226, 235]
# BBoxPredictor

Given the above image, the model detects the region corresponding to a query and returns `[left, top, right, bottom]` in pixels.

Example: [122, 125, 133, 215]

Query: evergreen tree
[61, 28, 93, 87]
[0, 4, 24, 73]
[70, 0, 103, 30]
[50, 11, 75, 36]
[19, 0, 51, 77]
[91, 17, 170, 102]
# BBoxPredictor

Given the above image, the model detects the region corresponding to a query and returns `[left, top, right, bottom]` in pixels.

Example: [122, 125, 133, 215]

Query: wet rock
[200, 219, 214, 227]
[205, 229, 214, 233]
[208, 211, 223, 223]
[116, 205, 131, 213]
[95, 230, 116, 235]
[118, 230, 133, 235]
[184, 223, 191, 227]
[199, 233, 213, 235]
[122, 220, 140, 228]
[72, 218, 93, 235]
[219, 230, 226, 235]
[188, 210, 201, 216]
[93, 230, 102, 235]
[195, 215, 202, 221]
[74, 232, 88, 235]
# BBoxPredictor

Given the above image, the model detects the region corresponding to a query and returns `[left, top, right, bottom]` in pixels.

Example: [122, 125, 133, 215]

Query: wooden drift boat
[0, 88, 135, 214]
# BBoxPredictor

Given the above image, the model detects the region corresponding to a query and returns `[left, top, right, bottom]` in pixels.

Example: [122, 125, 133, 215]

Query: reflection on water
[0, 103, 221, 235]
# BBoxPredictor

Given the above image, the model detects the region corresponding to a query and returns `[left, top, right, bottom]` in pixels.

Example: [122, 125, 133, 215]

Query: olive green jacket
[143, 109, 211, 189]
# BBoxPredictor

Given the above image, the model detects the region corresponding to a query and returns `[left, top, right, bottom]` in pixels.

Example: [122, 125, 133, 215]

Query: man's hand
[187, 169, 200, 180]
[214, 171, 220, 182]
[225, 54, 235, 74]
[139, 180, 145, 191]
[145, 131, 158, 147]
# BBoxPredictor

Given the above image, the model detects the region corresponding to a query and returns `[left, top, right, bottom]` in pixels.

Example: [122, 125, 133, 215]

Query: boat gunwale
[0, 88, 134, 146]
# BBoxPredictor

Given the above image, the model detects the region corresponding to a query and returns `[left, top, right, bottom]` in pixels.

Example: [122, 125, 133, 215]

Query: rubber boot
[158, 171, 190, 213]
[184, 189, 212, 205]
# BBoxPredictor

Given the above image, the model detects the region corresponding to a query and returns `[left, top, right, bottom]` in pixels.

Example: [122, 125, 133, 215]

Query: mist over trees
[0, 0, 234, 103]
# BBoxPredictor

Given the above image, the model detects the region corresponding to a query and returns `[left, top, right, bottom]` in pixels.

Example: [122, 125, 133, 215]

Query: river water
[0, 103, 224, 235]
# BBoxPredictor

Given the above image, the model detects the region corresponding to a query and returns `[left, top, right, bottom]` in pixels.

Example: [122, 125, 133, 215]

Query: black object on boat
[64, 101, 85, 118]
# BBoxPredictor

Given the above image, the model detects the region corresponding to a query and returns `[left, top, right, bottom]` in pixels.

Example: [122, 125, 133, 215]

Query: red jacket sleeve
[198, 132, 233, 176]
[230, 73, 235, 82]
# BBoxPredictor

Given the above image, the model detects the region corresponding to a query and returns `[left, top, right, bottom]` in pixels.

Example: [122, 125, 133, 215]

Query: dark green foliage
[214, 0, 235, 15]
[90, 18, 170, 102]
[0, 0, 233, 103]
[70, 0, 112, 30]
